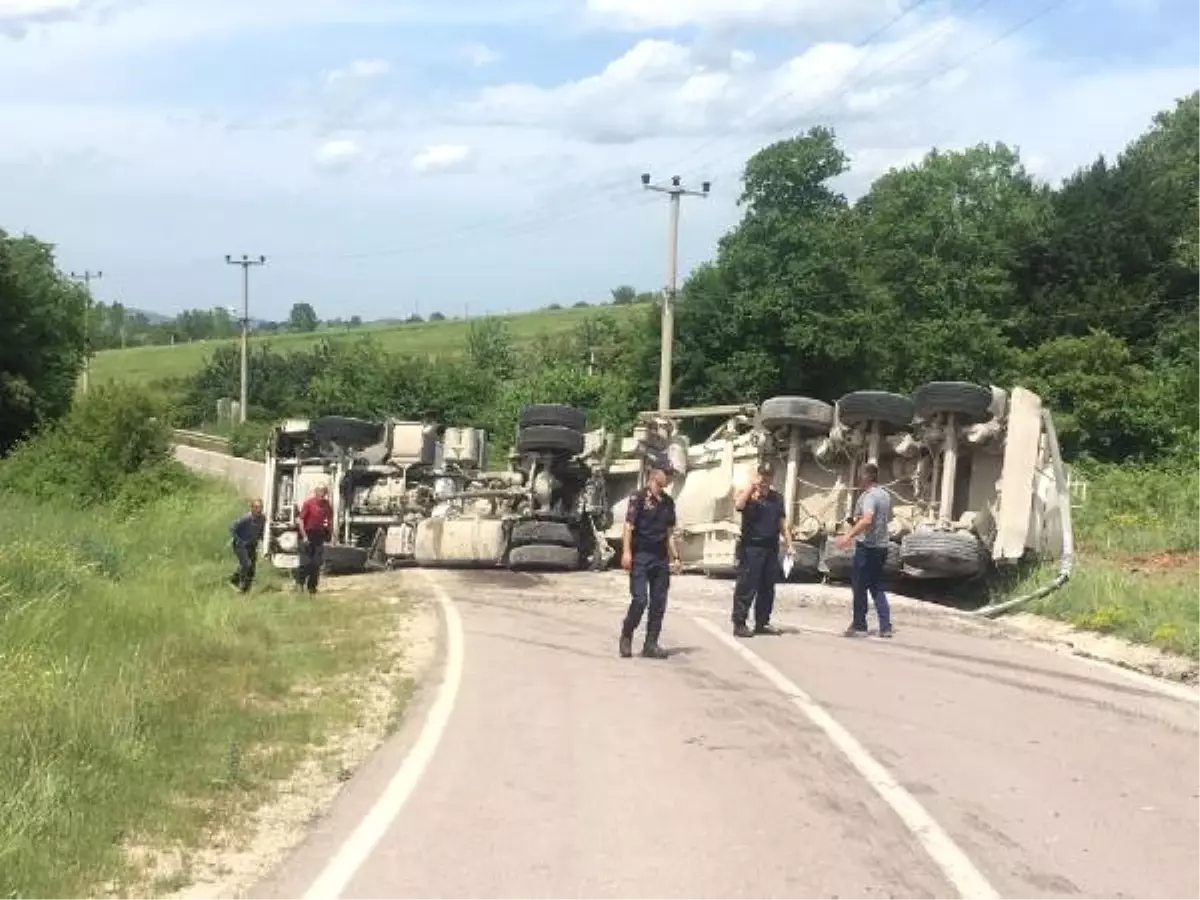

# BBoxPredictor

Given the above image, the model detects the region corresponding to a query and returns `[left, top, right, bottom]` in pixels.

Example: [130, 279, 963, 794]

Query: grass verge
[1018, 461, 1199, 659]
[0, 482, 405, 898]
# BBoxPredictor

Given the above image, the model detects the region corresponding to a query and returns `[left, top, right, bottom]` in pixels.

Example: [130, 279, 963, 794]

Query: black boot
[641, 637, 669, 660]
[619, 633, 633, 658]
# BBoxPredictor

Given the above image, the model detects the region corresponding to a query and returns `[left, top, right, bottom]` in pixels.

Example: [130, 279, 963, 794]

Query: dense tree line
[0, 230, 88, 455]
[177, 93, 1198, 465]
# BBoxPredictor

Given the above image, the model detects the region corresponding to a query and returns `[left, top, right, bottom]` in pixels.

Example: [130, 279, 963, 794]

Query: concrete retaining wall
[174, 444, 265, 497]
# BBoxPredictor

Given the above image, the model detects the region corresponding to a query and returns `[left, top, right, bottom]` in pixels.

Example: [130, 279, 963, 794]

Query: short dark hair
[860, 462, 879, 483]
[757, 460, 775, 477]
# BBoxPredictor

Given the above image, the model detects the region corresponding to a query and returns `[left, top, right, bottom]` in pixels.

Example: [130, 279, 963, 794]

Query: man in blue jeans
[835, 463, 894, 638]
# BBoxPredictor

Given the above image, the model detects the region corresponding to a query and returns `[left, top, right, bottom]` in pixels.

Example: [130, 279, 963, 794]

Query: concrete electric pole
[70, 270, 103, 393]
[641, 173, 710, 412]
[224, 254, 267, 424]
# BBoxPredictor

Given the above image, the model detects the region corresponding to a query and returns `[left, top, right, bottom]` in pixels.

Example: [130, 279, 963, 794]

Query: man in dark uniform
[619, 455, 682, 660]
[229, 498, 266, 593]
[731, 461, 792, 638]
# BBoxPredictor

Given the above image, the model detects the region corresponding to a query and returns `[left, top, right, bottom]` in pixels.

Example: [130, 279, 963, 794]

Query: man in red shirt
[295, 484, 334, 594]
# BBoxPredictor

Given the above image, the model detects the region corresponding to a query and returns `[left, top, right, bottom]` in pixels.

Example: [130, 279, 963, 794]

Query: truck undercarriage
[261, 382, 1069, 588]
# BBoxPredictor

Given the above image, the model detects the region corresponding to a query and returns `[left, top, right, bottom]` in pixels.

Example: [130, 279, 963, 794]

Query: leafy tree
[610, 285, 637, 305]
[1014, 331, 1171, 461]
[429, 311, 446, 321]
[288, 302, 319, 332]
[0, 231, 87, 455]
[466, 316, 515, 379]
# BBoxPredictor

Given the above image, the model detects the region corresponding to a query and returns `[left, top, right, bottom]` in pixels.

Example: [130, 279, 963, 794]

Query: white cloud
[0, 0, 92, 37]
[464, 16, 974, 144]
[313, 136, 364, 170]
[460, 41, 500, 67]
[584, 0, 900, 32]
[325, 57, 390, 87]
[411, 143, 473, 174]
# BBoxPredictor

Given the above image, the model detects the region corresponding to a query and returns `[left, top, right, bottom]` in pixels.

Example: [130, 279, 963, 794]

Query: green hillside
[90, 304, 637, 387]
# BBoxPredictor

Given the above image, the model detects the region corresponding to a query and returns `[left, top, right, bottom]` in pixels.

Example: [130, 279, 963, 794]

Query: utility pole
[70, 270, 103, 393]
[641, 173, 710, 412]
[224, 254, 267, 424]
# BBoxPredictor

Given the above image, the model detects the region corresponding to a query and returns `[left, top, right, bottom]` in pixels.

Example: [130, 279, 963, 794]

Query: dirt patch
[1000, 612, 1199, 687]
[1118, 550, 1199, 574]
[126, 577, 440, 900]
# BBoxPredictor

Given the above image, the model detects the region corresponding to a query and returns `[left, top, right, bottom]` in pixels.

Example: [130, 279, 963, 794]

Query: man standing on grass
[731, 461, 792, 638]
[229, 498, 266, 593]
[296, 484, 334, 595]
[835, 462, 894, 638]
[618, 455, 683, 660]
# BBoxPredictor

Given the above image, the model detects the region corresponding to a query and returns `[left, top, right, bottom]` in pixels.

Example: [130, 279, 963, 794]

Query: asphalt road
[255, 570, 1199, 900]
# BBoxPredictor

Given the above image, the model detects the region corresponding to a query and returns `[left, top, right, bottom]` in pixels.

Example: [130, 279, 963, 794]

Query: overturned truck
[261, 381, 1069, 586]
[260, 406, 610, 574]
[597, 382, 1069, 584]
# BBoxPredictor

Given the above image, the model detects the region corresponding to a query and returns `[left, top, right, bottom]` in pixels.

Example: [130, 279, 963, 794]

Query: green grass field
[91, 304, 638, 387]
[1022, 463, 1199, 658]
[0, 482, 409, 897]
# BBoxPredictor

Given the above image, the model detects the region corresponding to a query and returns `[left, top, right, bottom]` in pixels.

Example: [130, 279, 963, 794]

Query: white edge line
[303, 572, 464, 900]
[692, 615, 1001, 900]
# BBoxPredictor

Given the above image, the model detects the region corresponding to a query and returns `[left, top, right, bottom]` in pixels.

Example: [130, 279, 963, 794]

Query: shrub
[0, 384, 196, 509]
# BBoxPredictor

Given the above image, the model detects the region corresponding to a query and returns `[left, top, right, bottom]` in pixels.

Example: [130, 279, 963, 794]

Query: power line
[224, 254, 267, 424]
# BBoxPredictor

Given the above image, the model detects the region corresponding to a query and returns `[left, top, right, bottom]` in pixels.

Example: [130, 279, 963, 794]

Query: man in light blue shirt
[835, 462, 893, 637]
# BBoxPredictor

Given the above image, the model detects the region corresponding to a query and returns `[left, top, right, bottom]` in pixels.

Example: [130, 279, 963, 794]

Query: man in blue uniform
[229, 498, 266, 593]
[732, 461, 792, 638]
[619, 455, 682, 659]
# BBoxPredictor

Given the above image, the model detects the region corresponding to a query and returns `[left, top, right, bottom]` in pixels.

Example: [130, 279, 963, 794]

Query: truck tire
[837, 391, 915, 429]
[322, 544, 370, 575]
[820, 536, 853, 581]
[900, 530, 990, 578]
[884, 541, 901, 578]
[510, 520, 576, 548]
[516, 425, 585, 456]
[785, 541, 821, 578]
[519, 403, 587, 432]
[913, 381, 993, 422]
[312, 416, 386, 450]
[508, 544, 581, 571]
[759, 396, 834, 433]
[820, 538, 900, 581]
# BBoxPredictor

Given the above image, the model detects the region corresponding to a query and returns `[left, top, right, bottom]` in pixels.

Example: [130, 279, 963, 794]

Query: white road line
[692, 615, 1001, 900]
[303, 572, 465, 900]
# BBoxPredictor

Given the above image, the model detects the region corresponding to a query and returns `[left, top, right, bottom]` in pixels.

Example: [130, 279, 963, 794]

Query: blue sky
[0, 0, 1195, 321]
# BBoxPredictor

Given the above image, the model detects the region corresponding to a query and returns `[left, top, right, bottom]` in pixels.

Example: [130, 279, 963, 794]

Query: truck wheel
[836, 391, 915, 430]
[785, 542, 821, 578]
[322, 544, 370, 575]
[819, 536, 853, 581]
[311, 416, 386, 450]
[519, 403, 587, 431]
[508, 544, 581, 571]
[759, 396, 834, 433]
[900, 530, 990, 578]
[884, 541, 902, 578]
[516, 425, 585, 456]
[913, 381, 994, 423]
[510, 520, 576, 548]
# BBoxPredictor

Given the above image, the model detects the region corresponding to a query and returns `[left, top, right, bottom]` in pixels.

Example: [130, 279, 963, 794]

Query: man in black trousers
[731, 461, 792, 637]
[229, 498, 266, 593]
[618, 455, 683, 660]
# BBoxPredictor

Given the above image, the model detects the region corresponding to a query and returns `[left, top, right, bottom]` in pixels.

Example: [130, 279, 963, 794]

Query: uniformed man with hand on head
[618, 455, 682, 660]
[731, 460, 792, 638]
